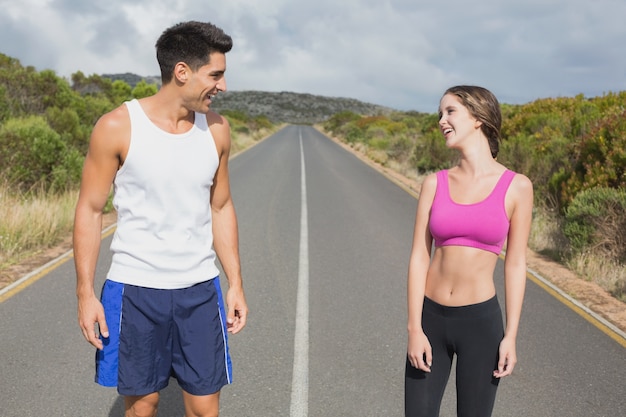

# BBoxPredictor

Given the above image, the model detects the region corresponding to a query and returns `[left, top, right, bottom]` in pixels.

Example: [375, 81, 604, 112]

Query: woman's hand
[493, 335, 517, 378]
[407, 330, 432, 372]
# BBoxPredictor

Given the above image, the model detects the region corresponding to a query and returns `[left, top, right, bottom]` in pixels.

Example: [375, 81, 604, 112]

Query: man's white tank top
[107, 99, 220, 289]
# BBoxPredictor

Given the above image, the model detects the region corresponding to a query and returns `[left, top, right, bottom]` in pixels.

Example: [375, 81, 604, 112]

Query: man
[74, 21, 248, 417]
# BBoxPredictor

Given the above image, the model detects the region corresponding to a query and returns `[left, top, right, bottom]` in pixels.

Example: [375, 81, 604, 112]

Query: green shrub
[221, 109, 249, 123]
[323, 111, 361, 135]
[369, 137, 389, 150]
[344, 124, 363, 144]
[387, 135, 413, 162]
[563, 109, 626, 205]
[131, 80, 158, 99]
[499, 132, 573, 209]
[251, 115, 273, 131]
[111, 80, 132, 104]
[0, 84, 11, 122]
[234, 125, 250, 135]
[0, 116, 82, 192]
[73, 94, 116, 129]
[563, 187, 626, 262]
[414, 128, 456, 173]
[45, 106, 91, 152]
[50, 148, 84, 192]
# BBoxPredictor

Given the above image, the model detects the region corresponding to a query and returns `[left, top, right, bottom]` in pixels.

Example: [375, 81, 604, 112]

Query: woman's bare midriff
[425, 245, 500, 306]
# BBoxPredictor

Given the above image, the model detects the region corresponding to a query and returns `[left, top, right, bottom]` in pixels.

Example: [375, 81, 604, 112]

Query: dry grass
[528, 207, 568, 259]
[0, 182, 78, 268]
[567, 253, 626, 302]
[529, 206, 626, 300]
[0, 129, 271, 272]
[2, 131, 624, 301]
[337, 136, 626, 301]
[230, 131, 259, 155]
[230, 125, 283, 155]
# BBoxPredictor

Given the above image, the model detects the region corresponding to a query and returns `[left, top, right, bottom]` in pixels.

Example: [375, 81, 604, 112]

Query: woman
[405, 86, 533, 417]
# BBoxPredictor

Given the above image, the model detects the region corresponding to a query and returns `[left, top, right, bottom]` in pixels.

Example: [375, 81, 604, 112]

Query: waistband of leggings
[423, 295, 500, 318]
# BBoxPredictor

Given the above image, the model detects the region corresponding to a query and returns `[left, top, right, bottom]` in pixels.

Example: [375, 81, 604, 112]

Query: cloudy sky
[1, 0, 624, 112]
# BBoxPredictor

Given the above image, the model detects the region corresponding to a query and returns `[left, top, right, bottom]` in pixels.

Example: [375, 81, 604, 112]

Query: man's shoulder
[206, 110, 229, 128]
[206, 111, 231, 146]
[89, 103, 131, 154]
[95, 102, 131, 131]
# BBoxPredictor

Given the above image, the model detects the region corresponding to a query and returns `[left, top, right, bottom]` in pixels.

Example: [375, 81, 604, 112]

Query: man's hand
[226, 286, 248, 334]
[77, 294, 109, 350]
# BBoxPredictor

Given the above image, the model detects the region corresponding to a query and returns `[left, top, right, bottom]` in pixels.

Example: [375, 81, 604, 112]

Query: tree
[132, 80, 158, 99]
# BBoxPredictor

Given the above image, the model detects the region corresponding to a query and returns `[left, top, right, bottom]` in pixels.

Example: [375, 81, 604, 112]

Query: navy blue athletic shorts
[95, 277, 232, 396]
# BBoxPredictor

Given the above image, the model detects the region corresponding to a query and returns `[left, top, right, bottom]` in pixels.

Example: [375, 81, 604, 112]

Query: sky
[1, 0, 625, 112]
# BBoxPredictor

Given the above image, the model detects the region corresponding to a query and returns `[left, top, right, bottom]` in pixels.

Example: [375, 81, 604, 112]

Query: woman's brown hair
[444, 85, 502, 158]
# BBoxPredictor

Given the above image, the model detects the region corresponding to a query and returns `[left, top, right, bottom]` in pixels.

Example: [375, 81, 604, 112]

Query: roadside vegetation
[1, 51, 624, 302]
[0, 53, 278, 272]
[321, 94, 626, 301]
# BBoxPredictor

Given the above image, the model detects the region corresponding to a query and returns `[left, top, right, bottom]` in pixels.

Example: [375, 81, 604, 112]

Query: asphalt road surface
[1, 125, 624, 416]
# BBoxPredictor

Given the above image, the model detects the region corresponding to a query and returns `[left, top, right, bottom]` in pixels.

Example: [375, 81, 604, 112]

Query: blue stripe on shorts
[95, 278, 232, 396]
[95, 280, 124, 387]
[214, 278, 233, 384]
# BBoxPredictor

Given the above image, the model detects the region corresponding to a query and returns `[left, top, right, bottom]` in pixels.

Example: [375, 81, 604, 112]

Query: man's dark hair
[156, 21, 233, 84]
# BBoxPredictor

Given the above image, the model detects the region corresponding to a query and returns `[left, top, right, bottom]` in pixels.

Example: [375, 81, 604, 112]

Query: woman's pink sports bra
[429, 169, 516, 254]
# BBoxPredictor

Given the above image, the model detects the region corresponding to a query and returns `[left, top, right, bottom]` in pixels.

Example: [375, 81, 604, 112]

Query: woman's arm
[494, 173, 534, 378]
[407, 174, 437, 371]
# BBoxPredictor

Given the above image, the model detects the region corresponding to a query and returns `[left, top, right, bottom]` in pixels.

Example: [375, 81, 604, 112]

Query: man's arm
[208, 112, 248, 334]
[74, 106, 128, 349]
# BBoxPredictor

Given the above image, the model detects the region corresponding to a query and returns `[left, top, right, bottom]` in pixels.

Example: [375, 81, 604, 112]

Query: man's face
[187, 52, 227, 113]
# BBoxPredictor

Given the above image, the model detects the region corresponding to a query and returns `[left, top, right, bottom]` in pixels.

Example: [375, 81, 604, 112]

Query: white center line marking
[290, 128, 309, 417]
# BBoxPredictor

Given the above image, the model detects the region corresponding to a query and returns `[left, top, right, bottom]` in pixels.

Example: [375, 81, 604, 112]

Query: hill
[210, 90, 394, 124]
[102, 72, 161, 88]
[101, 73, 394, 124]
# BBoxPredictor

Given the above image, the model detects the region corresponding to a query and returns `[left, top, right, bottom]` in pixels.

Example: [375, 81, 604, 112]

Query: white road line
[290, 128, 309, 417]
[0, 225, 117, 302]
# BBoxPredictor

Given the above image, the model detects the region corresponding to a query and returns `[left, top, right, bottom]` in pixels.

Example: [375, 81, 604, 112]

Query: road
[1, 125, 624, 416]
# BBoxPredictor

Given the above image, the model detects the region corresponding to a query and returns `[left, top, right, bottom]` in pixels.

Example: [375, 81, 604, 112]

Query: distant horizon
[2, 0, 623, 112]
[99, 71, 624, 114]
[7, 50, 620, 114]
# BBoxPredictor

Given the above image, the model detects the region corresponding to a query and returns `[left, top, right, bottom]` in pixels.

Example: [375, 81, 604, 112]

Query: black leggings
[405, 296, 504, 417]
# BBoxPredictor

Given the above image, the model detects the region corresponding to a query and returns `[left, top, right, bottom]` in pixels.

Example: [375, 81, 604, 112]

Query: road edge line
[0, 224, 117, 303]
[318, 128, 626, 349]
[525, 266, 626, 348]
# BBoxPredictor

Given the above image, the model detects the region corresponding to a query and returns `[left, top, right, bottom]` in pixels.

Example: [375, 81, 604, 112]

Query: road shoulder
[2, 136, 625, 337]
[321, 129, 626, 335]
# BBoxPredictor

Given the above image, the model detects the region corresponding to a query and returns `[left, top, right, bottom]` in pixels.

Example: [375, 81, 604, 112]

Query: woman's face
[438, 94, 480, 148]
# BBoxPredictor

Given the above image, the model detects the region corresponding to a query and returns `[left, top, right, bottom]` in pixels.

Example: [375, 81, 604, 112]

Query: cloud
[0, 0, 624, 111]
